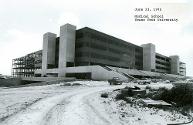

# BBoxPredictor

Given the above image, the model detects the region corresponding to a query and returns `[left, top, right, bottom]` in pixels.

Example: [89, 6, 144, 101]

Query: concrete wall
[62, 65, 128, 81]
[91, 66, 128, 81]
[169, 55, 179, 75]
[35, 64, 186, 81]
[35, 65, 129, 81]
[21, 77, 74, 82]
[141, 43, 156, 72]
[58, 24, 76, 76]
[42, 32, 57, 76]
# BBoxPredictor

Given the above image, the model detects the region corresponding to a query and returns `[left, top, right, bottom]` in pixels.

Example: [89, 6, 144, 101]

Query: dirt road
[0, 84, 119, 125]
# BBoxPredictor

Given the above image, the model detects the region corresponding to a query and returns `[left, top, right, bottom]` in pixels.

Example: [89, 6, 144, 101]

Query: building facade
[12, 23, 186, 80]
[75, 27, 143, 70]
[155, 53, 171, 74]
[141, 43, 186, 76]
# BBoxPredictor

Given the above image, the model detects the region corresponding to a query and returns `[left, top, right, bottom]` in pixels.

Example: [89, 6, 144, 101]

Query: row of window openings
[76, 32, 138, 49]
[156, 56, 170, 62]
[75, 42, 141, 56]
[77, 48, 132, 57]
[76, 51, 142, 61]
[76, 51, 137, 60]
[77, 57, 142, 68]
[156, 61, 170, 66]
[76, 39, 142, 53]
[156, 66, 170, 70]
[77, 53, 137, 63]
[76, 41, 130, 51]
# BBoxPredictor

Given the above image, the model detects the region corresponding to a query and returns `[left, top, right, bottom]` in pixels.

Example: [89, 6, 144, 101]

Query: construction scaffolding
[12, 50, 42, 77]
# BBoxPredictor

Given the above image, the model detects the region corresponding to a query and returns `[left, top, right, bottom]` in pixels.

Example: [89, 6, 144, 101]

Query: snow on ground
[0, 83, 77, 122]
[43, 87, 114, 125]
[0, 81, 192, 125]
[146, 82, 173, 90]
[0, 81, 124, 125]
[62, 80, 109, 87]
[98, 90, 191, 125]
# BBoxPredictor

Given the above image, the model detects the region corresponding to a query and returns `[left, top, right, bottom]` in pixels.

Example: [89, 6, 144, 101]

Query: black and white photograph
[0, 0, 193, 124]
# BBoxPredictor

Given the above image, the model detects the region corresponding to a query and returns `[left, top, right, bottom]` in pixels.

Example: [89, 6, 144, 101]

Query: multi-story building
[75, 27, 143, 70]
[12, 23, 186, 80]
[141, 43, 186, 76]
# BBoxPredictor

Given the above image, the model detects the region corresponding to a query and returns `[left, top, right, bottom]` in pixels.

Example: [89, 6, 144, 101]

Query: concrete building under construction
[12, 23, 186, 80]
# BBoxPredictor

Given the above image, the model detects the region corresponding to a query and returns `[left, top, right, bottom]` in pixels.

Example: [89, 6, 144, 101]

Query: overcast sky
[0, 0, 192, 76]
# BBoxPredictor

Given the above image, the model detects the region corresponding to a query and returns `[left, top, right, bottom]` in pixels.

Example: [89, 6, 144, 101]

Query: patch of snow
[146, 83, 173, 90]
[62, 80, 109, 87]
[98, 90, 190, 125]
[0, 81, 191, 125]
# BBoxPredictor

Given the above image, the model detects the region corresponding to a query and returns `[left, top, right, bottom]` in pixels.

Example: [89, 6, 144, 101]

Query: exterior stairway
[100, 65, 135, 81]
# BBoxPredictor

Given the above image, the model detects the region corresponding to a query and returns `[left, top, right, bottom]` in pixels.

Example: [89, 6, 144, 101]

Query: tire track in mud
[84, 98, 111, 125]
[1, 86, 123, 125]
[42, 88, 116, 125]
[0, 97, 43, 122]
[42, 94, 77, 125]
[0, 91, 80, 125]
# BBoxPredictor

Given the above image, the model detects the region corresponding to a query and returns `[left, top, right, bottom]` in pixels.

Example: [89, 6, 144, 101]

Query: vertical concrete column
[179, 62, 186, 76]
[141, 43, 156, 71]
[169, 55, 179, 75]
[41, 32, 57, 76]
[58, 24, 76, 77]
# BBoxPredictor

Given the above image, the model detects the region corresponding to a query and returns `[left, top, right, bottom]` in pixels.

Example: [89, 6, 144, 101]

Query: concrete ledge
[21, 77, 75, 82]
